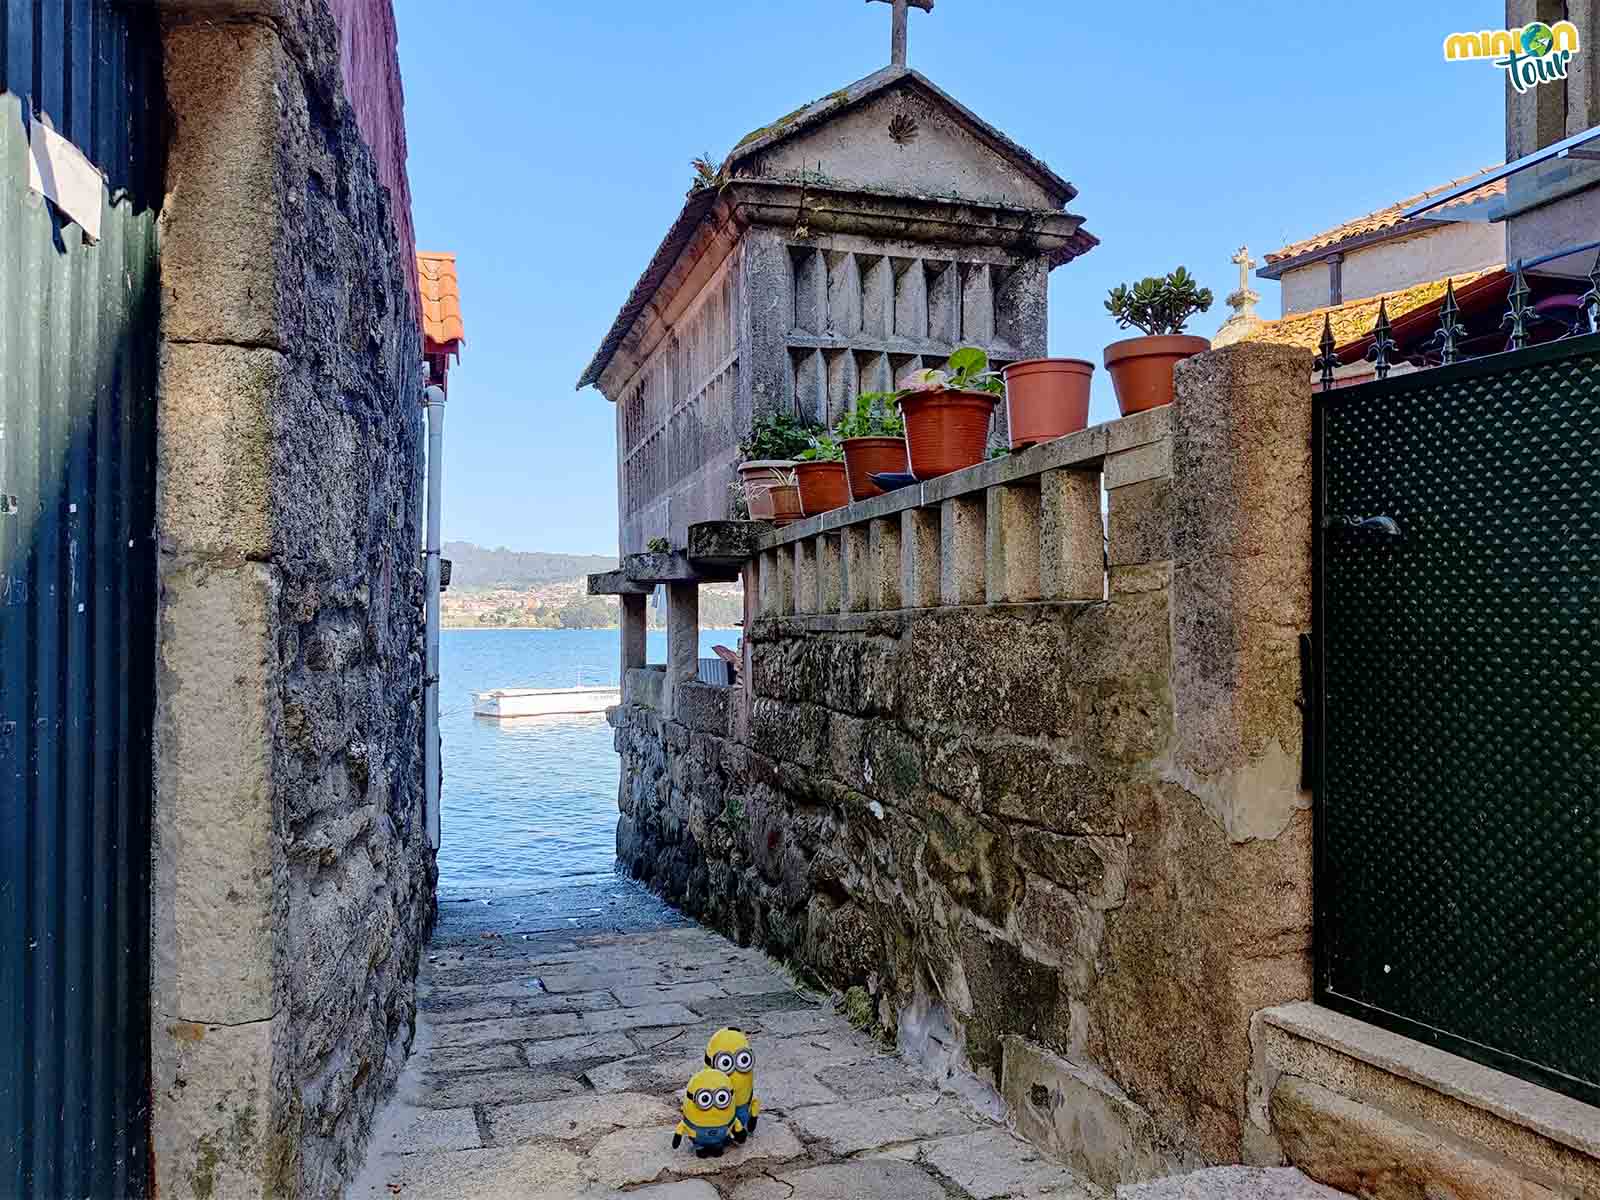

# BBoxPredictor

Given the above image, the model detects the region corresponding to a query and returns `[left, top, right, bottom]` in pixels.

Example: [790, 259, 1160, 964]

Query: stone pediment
[726, 66, 1074, 211]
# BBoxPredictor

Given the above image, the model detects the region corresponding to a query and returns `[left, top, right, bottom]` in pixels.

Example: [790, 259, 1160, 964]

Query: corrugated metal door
[1, 3, 163, 1196]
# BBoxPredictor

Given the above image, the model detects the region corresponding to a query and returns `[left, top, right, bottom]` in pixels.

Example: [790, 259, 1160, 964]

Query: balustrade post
[900, 507, 941, 609]
[986, 483, 1042, 603]
[940, 496, 986, 606]
[868, 517, 903, 610]
[1040, 468, 1103, 600]
[843, 525, 871, 613]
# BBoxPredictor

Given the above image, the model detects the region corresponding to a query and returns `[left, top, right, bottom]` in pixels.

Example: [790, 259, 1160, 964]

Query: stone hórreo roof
[577, 66, 1084, 391]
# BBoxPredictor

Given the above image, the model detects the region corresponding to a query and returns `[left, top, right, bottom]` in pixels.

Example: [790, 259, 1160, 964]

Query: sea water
[436, 626, 736, 898]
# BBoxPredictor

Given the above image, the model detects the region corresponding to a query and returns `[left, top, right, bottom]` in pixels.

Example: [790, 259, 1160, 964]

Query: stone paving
[352, 879, 1104, 1199]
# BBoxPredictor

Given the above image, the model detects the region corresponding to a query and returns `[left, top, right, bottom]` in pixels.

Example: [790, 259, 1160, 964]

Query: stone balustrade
[750, 404, 1172, 619]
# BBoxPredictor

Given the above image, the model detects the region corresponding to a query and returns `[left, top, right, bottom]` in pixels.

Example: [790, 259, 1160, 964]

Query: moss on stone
[731, 87, 854, 158]
[189, 1134, 220, 1199]
[842, 985, 875, 1031]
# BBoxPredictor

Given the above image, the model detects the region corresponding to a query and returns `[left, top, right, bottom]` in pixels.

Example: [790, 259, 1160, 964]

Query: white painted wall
[1279, 265, 1330, 316]
[1275, 222, 1506, 316]
[1342, 224, 1505, 303]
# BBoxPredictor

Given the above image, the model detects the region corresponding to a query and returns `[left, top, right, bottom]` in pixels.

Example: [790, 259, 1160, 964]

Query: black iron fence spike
[1365, 299, 1397, 380]
[1429, 278, 1466, 365]
[1578, 248, 1600, 337]
[1502, 259, 1532, 351]
[1313, 315, 1338, 392]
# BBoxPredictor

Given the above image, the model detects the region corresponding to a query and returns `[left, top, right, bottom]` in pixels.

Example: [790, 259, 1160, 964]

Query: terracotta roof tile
[417, 251, 464, 354]
[1263, 169, 1507, 267]
[1238, 269, 1502, 354]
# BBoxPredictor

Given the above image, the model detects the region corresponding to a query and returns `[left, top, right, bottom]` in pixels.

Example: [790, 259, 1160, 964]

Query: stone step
[1116, 1166, 1351, 1198]
[1000, 1035, 1171, 1191]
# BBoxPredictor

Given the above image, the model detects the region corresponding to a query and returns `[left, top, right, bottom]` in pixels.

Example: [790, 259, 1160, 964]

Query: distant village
[442, 575, 744, 630]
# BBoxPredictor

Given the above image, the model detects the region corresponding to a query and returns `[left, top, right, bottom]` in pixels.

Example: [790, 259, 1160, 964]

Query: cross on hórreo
[867, 0, 934, 67]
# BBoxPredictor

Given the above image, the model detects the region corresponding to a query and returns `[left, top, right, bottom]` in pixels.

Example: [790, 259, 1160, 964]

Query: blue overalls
[682, 1117, 733, 1151]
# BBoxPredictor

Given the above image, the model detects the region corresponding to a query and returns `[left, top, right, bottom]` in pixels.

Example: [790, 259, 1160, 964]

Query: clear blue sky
[396, 0, 1506, 556]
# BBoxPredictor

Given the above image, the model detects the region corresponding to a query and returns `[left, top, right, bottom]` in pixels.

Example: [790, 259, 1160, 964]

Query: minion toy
[671, 1068, 741, 1158]
[705, 1028, 760, 1140]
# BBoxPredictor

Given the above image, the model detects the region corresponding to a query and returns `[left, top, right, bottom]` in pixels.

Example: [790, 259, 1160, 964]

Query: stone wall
[152, 4, 433, 1197]
[613, 343, 1318, 1183]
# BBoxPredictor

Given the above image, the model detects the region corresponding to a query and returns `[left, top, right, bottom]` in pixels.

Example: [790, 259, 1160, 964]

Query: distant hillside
[443, 542, 617, 589]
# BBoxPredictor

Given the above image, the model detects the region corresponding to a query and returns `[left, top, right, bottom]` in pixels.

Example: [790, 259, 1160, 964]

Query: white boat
[472, 686, 620, 719]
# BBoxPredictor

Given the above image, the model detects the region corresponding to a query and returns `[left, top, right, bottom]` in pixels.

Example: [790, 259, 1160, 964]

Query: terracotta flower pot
[900, 389, 998, 480]
[769, 483, 804, 526]
[794, 461, 849, 516]
[1003, 358, 1094, 449]
[842, 437, 909, 501]
[737, 460, 794, 522]
[1103, 335, 1210, 415]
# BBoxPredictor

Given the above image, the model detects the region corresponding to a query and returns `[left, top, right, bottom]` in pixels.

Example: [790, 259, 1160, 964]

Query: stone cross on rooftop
[1232, 245, 1255, 294]
[867, 0, 934, 67]
[1226, 244, 1261, 319]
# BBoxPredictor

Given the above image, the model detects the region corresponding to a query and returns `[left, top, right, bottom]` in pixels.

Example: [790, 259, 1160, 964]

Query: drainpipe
[423, 384, 446, 851]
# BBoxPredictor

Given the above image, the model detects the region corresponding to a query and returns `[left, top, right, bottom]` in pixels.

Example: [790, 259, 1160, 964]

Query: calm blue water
[437, 627, 736, 898]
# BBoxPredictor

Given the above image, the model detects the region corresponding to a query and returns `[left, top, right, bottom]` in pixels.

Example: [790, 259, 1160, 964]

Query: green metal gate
[1, 2, 163, 1195]
[1314, 333, 1600, 1107]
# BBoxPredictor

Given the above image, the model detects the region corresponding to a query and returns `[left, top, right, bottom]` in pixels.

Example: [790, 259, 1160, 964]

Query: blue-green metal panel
[1, 2, 162, 1195]
[1314, 334, 1600, 1108]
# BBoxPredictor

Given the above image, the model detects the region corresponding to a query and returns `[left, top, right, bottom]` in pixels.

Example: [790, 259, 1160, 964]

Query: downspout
[423, 384, 446, 851]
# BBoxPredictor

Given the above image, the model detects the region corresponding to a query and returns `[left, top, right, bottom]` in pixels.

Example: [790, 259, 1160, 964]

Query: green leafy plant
[797, 432, 845, 462]
[645, 536, 671, 553]
[739, 412, 823, 461]
[690, 152, 720, 192]
[1105, 267, 1215, 337]
[898, 346, 1005, 397]
[833, 392, 905, 440]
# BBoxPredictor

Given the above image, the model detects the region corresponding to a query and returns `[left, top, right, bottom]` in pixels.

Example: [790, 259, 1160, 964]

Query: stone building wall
[152, 3, 433, 1197]
[613, 343, 1318, 1184]
[611, 215, 1053, 554]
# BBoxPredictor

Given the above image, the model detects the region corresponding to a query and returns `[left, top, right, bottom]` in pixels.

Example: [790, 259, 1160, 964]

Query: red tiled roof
[1235, 270, 1510, 364]
[1239, 269, 1506, 355]
[418, 251, 464, 355]
[1263, 169, 1508, 268]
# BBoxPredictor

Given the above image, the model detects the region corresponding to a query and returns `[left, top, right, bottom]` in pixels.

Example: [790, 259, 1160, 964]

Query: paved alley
[352, 880, 1103, 1199]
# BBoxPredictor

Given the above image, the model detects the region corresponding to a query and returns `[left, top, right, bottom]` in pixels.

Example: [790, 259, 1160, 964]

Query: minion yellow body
[671, 1067, 741, 1158]
[705, 1028, 761, 1140]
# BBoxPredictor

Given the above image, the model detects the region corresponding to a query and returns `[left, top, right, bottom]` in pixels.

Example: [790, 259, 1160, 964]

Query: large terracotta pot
[1003, 358, 1094, 449]
[1103, 335, 1210, 415]
[769, 483, 804, 526]
[794, 461, 849, 516]
[737, 460, 794, 521]
[900, 389, 998, 480]
[842, 437, 909, 501]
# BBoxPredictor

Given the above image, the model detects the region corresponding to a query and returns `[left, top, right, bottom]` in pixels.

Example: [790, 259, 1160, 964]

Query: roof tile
[417, 251, 465, 353]
[1238, 269, 1501, 353]
[1264, 169, 1507, 266]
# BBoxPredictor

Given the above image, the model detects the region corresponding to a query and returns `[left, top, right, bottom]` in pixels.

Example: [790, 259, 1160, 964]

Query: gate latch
[1324, 514, 1402, 538]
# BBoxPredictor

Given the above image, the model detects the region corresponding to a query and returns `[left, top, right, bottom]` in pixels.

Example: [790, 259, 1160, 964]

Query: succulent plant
[1105, 267, 1214, 337]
